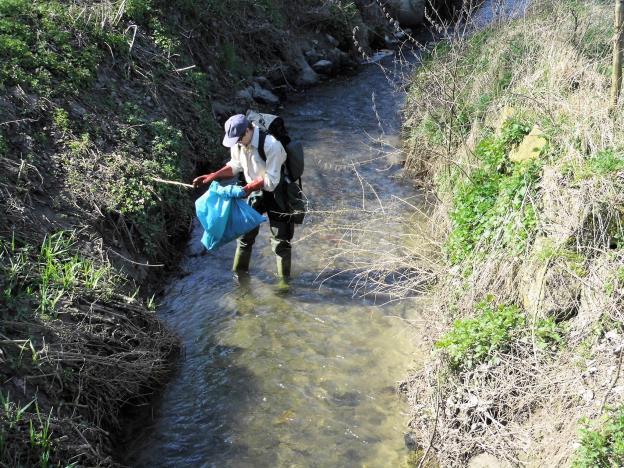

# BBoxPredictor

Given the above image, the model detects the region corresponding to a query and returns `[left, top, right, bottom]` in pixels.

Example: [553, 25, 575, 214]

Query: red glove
[243, 177, 264, 195]
[192, 166, 235, 188]
[192, 173, 215, 188]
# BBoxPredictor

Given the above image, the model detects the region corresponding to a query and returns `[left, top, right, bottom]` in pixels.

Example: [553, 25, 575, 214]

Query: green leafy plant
[445, 120, 540, 264]
[435, 299, 525, 370]
[435, 297, 561, 370]
[29, 405, 53, 468]
[573, 406, 624, 467]
[0, 0, 101, 96]
[52, 108, 70, 133]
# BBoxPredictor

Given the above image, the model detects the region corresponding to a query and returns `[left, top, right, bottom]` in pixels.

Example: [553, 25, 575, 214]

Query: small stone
[251, 83, 280, 106]
[606, 330, 620, 341]
[326, 34, 338, 46]
[236, 87, 254, 102]
[403, 432, 419, 450]
[468, 453, 511, 468]
[312, 59, 334, 75]
[581, 389, 594, 402]
[69, 102, 87, 119]
[253, 76, 271, 89]
[509, 125, 548, 162]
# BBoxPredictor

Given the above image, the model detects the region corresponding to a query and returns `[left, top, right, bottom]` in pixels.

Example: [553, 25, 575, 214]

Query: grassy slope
[403, 0, 624, 465]
[0, 0, 382, 465]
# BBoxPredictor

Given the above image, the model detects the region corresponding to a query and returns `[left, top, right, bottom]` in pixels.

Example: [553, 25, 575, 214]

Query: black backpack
[247, 111, 307, 224]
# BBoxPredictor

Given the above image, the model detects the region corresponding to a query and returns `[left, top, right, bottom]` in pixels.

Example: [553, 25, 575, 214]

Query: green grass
[0, 393, 55, 468]
[1, 232, 117, 317]
[534, 240, 588, 277]
[564, 149, 624, 181]
[573, 406, 624, 468]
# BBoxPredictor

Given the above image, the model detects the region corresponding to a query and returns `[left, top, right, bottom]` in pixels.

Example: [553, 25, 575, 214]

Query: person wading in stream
[192, 114, 293, 280]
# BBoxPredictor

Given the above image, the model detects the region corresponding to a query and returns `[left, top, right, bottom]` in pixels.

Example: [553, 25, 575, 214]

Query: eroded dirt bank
[0, 1, 399, 464]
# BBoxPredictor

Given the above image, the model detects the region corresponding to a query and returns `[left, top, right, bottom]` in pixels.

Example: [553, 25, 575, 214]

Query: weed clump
[435, 298, 561, 371]
[573, 406, 624, 468]
[446, 119, 541, 264]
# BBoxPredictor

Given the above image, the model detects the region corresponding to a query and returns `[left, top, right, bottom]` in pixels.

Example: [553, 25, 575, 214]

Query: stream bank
[0, 1, 398, 464]
[402, 0, 624, 465]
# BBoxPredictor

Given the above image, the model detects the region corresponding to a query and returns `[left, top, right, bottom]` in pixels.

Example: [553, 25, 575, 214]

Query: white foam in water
[363, 49, 395, 64]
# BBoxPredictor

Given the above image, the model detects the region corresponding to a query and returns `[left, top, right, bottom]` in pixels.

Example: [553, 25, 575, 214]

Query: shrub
[573, 406, 624, 468]
[435, 297, 561, 371]
[108, 119, 191, 256]
[445, 120, 541, 264]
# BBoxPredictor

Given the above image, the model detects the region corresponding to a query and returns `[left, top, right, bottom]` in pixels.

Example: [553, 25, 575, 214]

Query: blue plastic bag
[195, 182, 266, 251]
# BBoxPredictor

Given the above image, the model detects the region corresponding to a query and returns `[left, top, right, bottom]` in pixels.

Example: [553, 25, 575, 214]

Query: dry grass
[1, 295, 179, 466]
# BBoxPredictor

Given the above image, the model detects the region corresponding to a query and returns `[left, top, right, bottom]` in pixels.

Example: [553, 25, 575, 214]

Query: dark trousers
[237, 193, 294, 266]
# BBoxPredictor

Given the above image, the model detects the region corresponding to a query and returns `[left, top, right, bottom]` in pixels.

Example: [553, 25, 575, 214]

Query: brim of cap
[222, 135, 239, 148]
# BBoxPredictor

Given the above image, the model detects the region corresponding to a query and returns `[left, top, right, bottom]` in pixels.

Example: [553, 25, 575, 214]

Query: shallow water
[125, 1, 528, 465]
[125, 55, 426, 468]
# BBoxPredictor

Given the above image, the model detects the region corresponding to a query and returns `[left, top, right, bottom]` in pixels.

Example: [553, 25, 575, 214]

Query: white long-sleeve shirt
[226, 126, 286, 192]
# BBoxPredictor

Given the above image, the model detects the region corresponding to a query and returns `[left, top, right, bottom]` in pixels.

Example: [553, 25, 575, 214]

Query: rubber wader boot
[233, 247, 252, 272]
[276, 252, 291, 278]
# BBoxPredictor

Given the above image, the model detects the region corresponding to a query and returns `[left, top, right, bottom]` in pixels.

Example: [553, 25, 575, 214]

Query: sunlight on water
[127, 45, 427, 468]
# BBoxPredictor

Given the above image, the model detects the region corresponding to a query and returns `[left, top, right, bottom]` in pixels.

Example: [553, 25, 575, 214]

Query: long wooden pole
[150, 177, 194, 189]
[611, 0, 624, 110]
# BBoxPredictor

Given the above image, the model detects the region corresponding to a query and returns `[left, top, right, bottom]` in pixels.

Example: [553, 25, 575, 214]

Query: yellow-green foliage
[573, 406, 624, 468]
[0, 0, 119, 96]
[1, 232, 118, 318]
[435, 296, 561, 370]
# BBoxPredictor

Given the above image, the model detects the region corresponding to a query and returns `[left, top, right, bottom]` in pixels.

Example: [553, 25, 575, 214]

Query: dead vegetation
[1, 296, 178, 466]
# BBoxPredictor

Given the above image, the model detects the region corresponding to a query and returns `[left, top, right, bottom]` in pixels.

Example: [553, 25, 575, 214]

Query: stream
[125, 1, 528, 466]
